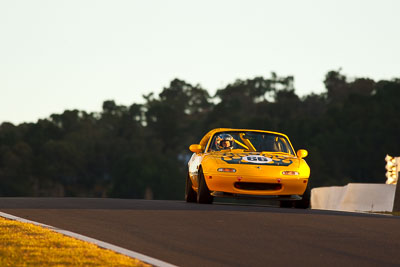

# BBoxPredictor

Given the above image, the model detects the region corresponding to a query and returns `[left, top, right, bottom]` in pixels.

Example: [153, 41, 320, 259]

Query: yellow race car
[186, 128, 311, 208]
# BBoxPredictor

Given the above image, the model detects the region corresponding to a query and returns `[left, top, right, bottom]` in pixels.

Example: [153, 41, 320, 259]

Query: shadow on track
[0, 197, 396, 219]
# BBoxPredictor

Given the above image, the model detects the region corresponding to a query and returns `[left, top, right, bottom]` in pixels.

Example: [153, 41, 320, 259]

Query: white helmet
[216, 133, 234, 150]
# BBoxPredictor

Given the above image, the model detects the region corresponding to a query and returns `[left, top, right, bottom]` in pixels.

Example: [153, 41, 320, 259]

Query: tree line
[0, 70, 399, 199]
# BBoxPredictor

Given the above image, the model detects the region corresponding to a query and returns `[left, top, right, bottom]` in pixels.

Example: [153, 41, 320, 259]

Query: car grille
[234, 182, 282, 191]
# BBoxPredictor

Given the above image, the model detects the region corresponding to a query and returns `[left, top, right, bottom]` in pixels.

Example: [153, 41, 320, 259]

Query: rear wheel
[197, 168, 214, 204]
[185, 174, 197, 203]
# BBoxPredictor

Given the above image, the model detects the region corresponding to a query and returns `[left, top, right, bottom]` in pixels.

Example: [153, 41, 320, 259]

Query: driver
[216, 133, 234, 150]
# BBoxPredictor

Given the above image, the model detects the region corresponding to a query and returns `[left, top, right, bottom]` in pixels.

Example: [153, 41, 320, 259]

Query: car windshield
[208, 131, 294, 154]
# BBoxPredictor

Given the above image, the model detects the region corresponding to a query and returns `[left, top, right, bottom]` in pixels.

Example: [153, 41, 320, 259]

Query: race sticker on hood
[221, 152, 293, 166]
[242, 155, 273, 164]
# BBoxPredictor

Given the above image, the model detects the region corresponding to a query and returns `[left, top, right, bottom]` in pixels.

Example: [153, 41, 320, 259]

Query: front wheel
[197, 168, 214, 204]
[294, 185, 311, 209]
[279, 200, 293, 208]
[185, 174, 197, 203]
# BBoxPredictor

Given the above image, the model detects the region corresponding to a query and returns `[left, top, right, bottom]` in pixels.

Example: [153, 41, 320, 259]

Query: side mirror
[189, 144, 203, 153]
[297, 149, 308, 159]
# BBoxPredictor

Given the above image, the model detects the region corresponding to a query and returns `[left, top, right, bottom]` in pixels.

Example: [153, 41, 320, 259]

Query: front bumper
[204, 172, 308, 196]
[211, 191, 302, 200]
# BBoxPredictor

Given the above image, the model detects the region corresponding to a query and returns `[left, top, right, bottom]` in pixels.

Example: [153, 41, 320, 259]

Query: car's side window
[203, 137, 211, 153]
[207, 135, 217, 152]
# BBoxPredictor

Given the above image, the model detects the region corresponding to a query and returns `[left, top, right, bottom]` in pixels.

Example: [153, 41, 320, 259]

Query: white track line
[0, 211, 178, 267]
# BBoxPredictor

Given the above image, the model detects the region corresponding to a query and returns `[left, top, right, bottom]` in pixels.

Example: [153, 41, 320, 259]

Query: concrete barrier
[311, 183, 396, 212]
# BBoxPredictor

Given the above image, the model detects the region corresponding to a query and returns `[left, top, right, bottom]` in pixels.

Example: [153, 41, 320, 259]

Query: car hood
[205, 151, 299, 167]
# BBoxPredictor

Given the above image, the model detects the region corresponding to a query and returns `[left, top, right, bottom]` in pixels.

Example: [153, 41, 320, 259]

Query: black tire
[197, 168, 214, 204]
[185, 174, 197, 203]
[294, 185, 311, 209]
[279, 200, 294, 208]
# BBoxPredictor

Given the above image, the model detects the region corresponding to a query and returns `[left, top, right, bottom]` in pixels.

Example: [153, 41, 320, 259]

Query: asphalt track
[1, 198, 400, 267]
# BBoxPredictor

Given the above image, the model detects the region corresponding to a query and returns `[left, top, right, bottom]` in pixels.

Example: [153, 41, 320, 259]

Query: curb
[0, 211, 177, 267]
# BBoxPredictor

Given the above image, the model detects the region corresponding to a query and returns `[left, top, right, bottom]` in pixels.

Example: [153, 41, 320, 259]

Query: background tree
[0, 71, 398, 198]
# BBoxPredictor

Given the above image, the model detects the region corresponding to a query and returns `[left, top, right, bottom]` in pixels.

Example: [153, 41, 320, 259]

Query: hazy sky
[1, 0, 399, 124]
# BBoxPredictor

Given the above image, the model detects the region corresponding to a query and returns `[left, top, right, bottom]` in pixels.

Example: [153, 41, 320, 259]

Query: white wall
[311, 183, 396, 212]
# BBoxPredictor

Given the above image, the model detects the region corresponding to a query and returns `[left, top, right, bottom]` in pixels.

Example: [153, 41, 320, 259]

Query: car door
[187, 137, 211, 189]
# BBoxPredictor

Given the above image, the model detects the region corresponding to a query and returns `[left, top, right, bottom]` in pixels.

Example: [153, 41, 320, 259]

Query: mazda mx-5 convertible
[186, 128, 311, 208]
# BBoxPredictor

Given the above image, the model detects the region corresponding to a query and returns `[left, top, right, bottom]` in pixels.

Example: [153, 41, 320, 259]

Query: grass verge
[0, 217, 150, 266]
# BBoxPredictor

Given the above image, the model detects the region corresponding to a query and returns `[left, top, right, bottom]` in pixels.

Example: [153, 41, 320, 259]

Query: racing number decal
[221, 152, 293, 166]
[242, 156, 273, 164]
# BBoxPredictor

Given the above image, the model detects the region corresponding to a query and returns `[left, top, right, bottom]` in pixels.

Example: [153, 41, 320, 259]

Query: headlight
[217, 168, 236, 173]
[281, 171, 299, 175]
